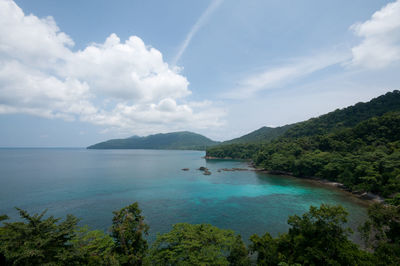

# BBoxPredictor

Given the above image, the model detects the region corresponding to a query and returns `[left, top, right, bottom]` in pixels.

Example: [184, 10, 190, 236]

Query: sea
[0, 148, 368, 243]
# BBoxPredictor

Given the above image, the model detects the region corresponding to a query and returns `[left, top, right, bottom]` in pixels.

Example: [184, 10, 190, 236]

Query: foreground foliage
[250, 204, 373, 265]
[112, 202, 149, 265]
[1, 203, 400, 265]
[359, 201, 400, 266]
[0, 209, 79, 265]
[71, 227, 119, 265]
[0, 203, 147, 265]
[147, 223, 249, 265]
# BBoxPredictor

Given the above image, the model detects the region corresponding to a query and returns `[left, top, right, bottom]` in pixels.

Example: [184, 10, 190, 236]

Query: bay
[0, 148, 367, 243]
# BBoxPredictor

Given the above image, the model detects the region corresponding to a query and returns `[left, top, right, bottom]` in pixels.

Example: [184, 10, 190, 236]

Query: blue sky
[0, 0, 399, 146]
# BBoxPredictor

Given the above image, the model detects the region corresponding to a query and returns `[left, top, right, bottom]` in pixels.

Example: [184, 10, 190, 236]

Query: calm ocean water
[0, 148, 368, 243]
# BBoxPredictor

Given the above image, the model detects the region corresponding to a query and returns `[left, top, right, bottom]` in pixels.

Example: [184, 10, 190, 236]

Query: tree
[386, 194, 400, 206]
[250, 204, 372, 265]
[227, 235, 250, 266]
[0, 215, 8, 265]
[71, 226, 119, 265]
[359, 203, 400, 265]
[147, 223, 249, 266]
[249, 232, 280, 266]
[0, 208, 79, 265]
[111, 202, 149, 265]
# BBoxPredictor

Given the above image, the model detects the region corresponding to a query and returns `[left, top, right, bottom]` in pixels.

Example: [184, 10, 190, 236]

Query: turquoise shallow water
[0, 148, 368, 243]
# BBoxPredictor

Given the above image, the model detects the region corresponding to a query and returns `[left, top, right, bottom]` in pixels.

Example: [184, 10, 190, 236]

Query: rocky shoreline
[204, 156, 234, 160]
[253, 167, 385, 204]
[204, 156, 385, 204]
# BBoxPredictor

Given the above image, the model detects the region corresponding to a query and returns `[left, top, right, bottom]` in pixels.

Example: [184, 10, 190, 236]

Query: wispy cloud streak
[223, 51, 350, 99]
[172, 0, 223, 66]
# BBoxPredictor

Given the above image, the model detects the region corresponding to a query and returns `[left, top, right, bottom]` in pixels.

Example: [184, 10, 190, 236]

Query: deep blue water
[0, 148, 368, 243]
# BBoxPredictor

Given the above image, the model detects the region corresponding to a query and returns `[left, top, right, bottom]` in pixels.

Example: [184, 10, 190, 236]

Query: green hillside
[87, 131, 219, 150]
[219, 90, 400, 145]
[283, 90, 400, 138]
[222, 124, 294, 144]
[207, 90, 400, 197]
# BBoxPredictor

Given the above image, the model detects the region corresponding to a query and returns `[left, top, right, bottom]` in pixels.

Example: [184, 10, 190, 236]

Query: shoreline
[257, 170, 384, 205]
[205, 156, 385, 205]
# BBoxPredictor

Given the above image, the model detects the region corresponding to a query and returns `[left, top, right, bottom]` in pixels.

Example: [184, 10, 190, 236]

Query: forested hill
[283, 90, 400, 138]
[222, 124, 294, 144]
[87, 131, 219, 150]
[220, 90, 400, 144]
[207, 90, 400, 197]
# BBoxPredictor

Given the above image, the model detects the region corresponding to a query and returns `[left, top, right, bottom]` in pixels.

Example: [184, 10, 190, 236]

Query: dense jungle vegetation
[207, 90, 400, 197]
[1, 201, 400, 265]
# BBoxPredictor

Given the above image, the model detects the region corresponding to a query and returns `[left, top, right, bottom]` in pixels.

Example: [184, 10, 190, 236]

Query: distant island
[87, 121, 298, 151]
[87, 131, 219, 150]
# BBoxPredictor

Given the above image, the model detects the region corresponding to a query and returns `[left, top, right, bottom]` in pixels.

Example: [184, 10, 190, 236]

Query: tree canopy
[250, 204, 373, 265]
[147, 223, 249, 266]
[111, 202, 149, 265]
[1, 203, 400, 265]
[359, 202, 400, 265]
[0, 208, 79, 265]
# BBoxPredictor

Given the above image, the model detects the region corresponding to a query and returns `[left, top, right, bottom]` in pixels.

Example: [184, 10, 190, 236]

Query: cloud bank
[0, 0, 224, 135]
[350, 0, 400, 69]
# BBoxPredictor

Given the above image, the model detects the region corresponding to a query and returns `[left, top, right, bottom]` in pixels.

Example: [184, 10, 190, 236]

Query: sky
[0, 0, 400, 147]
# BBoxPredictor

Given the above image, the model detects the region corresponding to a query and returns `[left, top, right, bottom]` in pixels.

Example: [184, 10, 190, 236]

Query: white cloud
[80, 100, 225, 136]
[172, 0, 224, 65]
[0, 0, 225, 135]
[224, 51, 349, 99]
[66, 34, 190, 102]
[0, 60, 95, 120]
[350, 0, 400, 69]
[0, 0, 73, 67]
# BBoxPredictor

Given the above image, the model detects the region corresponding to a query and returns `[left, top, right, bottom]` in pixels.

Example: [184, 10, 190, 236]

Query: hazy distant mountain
[87, 131, 219, 150]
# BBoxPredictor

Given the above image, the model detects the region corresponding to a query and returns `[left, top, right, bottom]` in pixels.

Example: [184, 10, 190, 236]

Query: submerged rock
[198, 166, 208, 171]
[182, 168, 189, 171]
[203, 170, 211, 175]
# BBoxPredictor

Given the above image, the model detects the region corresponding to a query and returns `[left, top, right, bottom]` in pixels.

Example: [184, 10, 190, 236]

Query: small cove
[0, 148, 368, 243]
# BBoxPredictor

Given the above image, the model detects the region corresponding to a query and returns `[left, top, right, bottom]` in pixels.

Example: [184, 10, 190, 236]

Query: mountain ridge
[222, 124, 295, 145]
[87, 131, 219, 150]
